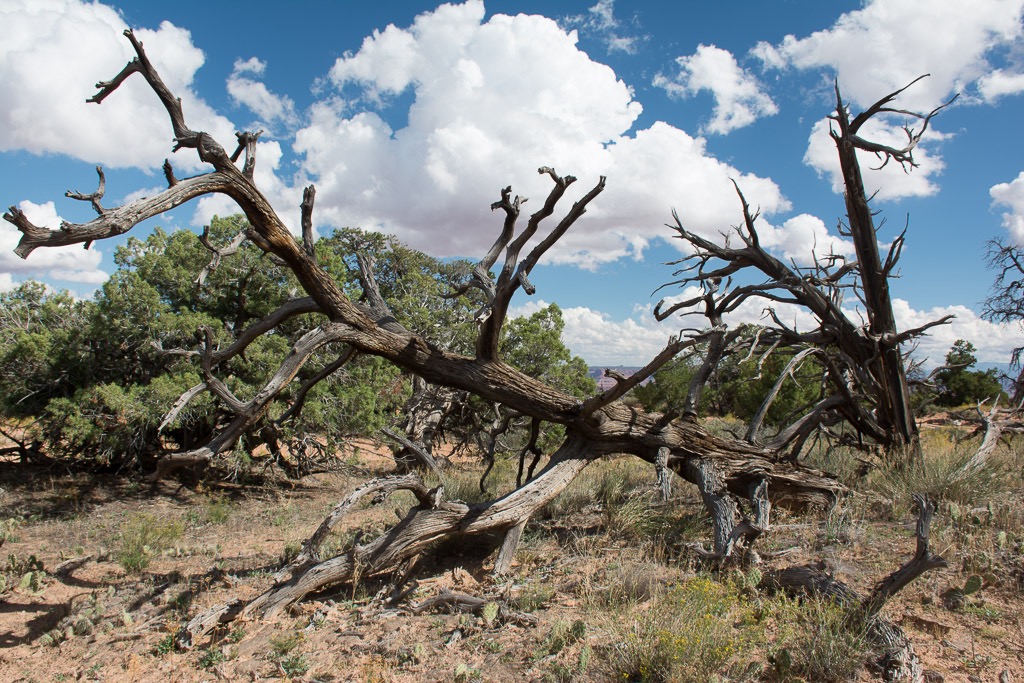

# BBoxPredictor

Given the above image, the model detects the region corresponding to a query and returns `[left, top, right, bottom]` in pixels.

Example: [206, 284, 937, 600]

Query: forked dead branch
[5, 29, 979, 662]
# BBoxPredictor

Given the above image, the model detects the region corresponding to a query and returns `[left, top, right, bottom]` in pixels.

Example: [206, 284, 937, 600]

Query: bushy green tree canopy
[0, 216, 592, 477]
[635, 325, 823, 428]
[933, 340, 1006, 408]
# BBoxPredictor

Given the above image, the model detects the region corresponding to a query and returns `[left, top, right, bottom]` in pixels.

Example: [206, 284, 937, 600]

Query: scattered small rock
[940, 587, 965, 611]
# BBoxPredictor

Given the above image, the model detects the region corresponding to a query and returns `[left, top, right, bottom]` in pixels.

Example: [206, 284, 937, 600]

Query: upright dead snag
[656, 77, 956, 467]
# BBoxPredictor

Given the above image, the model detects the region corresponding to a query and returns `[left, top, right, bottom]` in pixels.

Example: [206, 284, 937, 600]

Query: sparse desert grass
[868, 445, 1013, 509]
[578, 560, 665, 608]
[763, 594, 872, 683]
[609, 574, 760, 683]
[185, 494, 234, 527]
[541, 455, 655, 520]
[432, 455, 518, 504]
[0, 432, 1021, 682]
[593, 566, 874, 683]
[268, 630, 308, 677]
[115, 512, 184, 572]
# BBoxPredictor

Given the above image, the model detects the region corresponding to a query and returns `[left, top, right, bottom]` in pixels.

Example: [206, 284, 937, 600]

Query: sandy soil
[0, 448, 1021, 683]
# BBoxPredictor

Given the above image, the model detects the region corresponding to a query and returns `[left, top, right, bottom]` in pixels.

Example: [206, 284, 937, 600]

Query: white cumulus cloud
[752, 0, 1024, 111]
[978, 69, 1024, 100]
[510, 299, 675, 366]
[0, 0, 237, 173]
[891, 299, 1023, 367]
[654, 44, 778, 134]
[752, 0, 1023, 204]
[803, 117, 945, 200]
[0, 273, 15, 293]
[548, 285, 1021, 370]
[294, 1, 790, 268]
[227, 57, 297, 130]
[563, 0, 643, 55]
[990, 171, 1024, 244]
[0, 200, 108, 287]
[758, 213, 855, 265]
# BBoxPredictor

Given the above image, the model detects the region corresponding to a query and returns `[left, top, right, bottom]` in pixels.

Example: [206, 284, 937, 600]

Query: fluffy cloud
[294, 1, 790, 268]
[0, 0, 235, 172]
[659, 285, 1019, 368]
[0, 200, 108, 287]
[227, 57, 298, 130]
[752, 0, 1022, 203]
[891, 299, 1022, 367]
[803, 117, 945, 200]
[978, 69, 1024, 100]
[511, 286, 830, 368]
[990, 171, 1024, 244]
[758, 213, 855, 265]
[752, 0, 1024, 111]
[533, 285, 1020, 370]
[510, 299, 674, 366]
[654, 44, 778, 134]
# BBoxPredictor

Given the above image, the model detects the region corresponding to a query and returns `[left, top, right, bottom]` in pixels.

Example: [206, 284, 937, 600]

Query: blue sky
[2, 0, 1023, 369]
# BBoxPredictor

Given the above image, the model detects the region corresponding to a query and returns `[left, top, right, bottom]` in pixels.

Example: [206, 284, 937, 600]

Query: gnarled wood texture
[13, 30, 966, 649]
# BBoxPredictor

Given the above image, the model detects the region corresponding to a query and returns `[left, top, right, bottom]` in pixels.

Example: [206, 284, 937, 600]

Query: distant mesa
[588, 366, 653, 392]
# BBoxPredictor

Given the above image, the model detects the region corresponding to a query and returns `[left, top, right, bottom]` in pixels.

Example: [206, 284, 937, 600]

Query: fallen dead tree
[4, 30, 970, 663]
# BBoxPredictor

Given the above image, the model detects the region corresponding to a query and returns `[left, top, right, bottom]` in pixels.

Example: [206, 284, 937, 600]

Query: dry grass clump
[609, 575, 760, 683]
[763, 594, 873, 683]
[869, 448, 1013, 509]
[115, 512, 184, 572]
[591, 568, 874, 683]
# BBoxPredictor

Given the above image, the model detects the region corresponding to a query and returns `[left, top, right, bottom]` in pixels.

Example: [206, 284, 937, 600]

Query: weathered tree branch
[65, 166, 107, 217]
[861, 494, 947, 620]
[7, 172, 235, 258]
[7, 29, 854, 643]
[300, 185, 317, 260]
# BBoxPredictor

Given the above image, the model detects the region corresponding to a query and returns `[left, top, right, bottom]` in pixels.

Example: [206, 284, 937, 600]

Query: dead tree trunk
[830, 81, 931, 461]
[655, 77, 956, 468]
[6, 28, 850, 643]
[206, 436, 595, 635]
[388, 376, 457, 473]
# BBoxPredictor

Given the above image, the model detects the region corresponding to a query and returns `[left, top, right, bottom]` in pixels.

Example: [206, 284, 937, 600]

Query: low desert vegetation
[1, 438, 1021, 681]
